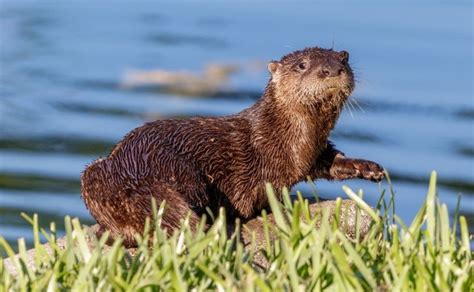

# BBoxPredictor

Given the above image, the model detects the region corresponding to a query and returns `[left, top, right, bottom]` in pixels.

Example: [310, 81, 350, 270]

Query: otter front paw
[330, 158, 384, 182]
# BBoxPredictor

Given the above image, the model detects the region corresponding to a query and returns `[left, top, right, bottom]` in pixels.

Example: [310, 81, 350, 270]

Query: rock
[240, 199, 373, 268]
[2, 199, 373, 275]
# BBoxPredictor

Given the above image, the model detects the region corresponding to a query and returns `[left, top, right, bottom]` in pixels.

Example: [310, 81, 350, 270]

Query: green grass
[0, 171, 472, 291]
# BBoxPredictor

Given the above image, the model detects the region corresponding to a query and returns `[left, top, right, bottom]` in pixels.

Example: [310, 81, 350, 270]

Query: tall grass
[0, 171, 472, 290]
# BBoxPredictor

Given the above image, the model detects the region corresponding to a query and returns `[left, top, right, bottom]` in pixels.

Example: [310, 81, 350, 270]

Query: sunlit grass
[0, 171, 472, 290]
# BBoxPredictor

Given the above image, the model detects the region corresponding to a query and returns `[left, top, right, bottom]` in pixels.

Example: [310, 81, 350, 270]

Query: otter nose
[319, 63, 345, 78]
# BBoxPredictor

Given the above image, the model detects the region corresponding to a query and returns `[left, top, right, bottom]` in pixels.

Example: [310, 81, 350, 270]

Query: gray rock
[2, 199, 373, 275]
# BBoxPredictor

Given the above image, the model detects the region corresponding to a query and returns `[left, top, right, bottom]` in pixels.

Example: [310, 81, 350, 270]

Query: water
[0, 1, 472, 246]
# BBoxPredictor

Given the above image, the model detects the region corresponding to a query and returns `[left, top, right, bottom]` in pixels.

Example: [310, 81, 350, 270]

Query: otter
[81, 47, 384, 247]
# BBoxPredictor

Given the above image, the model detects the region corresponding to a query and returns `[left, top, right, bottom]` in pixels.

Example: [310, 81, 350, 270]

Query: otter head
[267, 47, 354, 106]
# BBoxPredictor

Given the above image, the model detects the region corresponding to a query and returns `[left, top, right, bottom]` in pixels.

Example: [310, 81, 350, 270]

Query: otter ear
[267, 61, 282, 76]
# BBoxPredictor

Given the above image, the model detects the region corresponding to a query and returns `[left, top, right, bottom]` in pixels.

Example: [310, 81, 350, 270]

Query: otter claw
[330, 158, 384, 182]
[356, 160, 384, 182]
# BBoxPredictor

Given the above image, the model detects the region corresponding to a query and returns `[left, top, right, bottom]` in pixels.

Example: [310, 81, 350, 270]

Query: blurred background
[0, 1, 472, 247]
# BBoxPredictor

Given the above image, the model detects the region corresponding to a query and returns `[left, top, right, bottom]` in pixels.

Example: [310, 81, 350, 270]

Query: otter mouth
[325, 82, 353, 95]
[325, 86, 339, 92]
[318, 85, 352, 103]
[300, 80, 353, 105]
[322, 86, 342, 96]
[320, 74, 354, 98]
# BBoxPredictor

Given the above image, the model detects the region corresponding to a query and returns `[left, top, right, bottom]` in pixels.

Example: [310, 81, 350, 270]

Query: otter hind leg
[115, 186, 204, 247]
[81, 159, 137, 246]
[81, 162, 204, 247]
[84, 186, 203, 247]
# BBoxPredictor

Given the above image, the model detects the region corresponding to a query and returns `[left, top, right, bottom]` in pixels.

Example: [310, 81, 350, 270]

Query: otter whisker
[351, 98, 365, 113]
[350, 99, 360, 117]
[344, 102, 354, 118]
[355, 98, 370, 106]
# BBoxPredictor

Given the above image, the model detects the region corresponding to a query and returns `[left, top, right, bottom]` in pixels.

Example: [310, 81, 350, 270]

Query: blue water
[0, 1, 472, 245]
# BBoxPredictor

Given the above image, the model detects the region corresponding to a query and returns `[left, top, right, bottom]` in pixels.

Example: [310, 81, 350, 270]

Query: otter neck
[245, 84, 344, 181]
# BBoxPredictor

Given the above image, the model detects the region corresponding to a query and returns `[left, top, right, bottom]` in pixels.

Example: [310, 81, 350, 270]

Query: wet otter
[81, 47, 384, 247]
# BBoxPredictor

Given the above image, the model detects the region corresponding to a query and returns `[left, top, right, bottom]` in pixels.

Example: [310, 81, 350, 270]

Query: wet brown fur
[81, 47, 384, 247]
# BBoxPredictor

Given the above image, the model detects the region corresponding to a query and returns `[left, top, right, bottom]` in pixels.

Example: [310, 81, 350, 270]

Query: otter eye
[298, 62, 307, 71]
